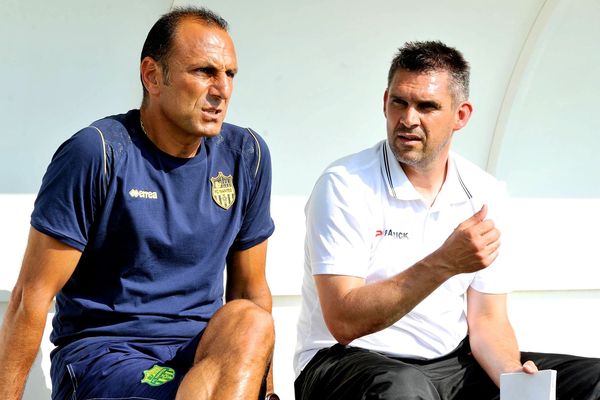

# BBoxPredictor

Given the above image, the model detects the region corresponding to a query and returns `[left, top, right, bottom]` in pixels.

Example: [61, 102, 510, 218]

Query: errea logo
[129, 188, 158, 199]
[375, 229, 409, 240]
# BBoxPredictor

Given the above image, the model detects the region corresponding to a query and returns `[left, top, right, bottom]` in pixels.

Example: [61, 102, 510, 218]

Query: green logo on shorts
[141, 365, 176, 386]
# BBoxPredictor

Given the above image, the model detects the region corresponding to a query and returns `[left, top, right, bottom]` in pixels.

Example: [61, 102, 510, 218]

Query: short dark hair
[387, 41, 470, 102]
[140, 6, 229, 103]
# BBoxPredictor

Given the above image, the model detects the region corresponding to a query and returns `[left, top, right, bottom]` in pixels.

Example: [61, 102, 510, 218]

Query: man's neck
[401, 157, 449, 207]
[139, 107, 202, 159]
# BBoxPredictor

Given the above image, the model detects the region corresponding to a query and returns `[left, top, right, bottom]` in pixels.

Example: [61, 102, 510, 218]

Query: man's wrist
[266, 393, 280, 400]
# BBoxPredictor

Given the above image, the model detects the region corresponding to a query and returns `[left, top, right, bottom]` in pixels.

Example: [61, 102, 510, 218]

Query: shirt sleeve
[30, 127, 107, 251]
[231, 129, 275, 250]
[470, 180, 512, 294]
[305, 171, 373, 278]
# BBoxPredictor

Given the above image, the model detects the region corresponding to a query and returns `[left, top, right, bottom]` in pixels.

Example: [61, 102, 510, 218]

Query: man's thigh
[295, 344, 440, 400]
[413, 340, 498, 400]
[295, 340, 502, 400]
[51, 336, 200, 400]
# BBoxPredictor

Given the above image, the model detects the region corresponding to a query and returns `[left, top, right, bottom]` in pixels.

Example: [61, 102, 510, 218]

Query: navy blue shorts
[50, 334, 202, 400]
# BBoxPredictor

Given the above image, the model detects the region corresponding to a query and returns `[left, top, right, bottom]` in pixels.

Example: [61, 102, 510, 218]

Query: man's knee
[207, 299, 275, 350]
[223, 300, 273, 335]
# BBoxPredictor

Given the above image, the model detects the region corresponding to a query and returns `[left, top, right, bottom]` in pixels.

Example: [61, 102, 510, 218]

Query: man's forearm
[469, 322, 522, 386]
[318, 257, 453, 345]
[0, 291, 49, 399]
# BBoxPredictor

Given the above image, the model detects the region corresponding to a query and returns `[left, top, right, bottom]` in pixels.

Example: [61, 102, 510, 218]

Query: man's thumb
[473, 204, 488, 221]
[460, 204, 487, 229]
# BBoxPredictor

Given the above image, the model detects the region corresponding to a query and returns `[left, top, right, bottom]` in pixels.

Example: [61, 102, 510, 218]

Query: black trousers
[295, 339, 600, 400]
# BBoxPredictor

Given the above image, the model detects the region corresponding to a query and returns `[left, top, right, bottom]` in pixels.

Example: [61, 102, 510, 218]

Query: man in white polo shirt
[294, 41, 600, 399]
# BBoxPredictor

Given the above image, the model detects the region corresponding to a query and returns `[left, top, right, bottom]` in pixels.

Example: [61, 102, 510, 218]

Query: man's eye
[195, 67, 214, 75]
[419, 103, 439, 111]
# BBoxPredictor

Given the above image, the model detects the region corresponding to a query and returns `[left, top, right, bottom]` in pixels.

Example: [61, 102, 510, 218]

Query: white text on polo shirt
[375, 229, 409, 239]
[129, 188, 158, 199]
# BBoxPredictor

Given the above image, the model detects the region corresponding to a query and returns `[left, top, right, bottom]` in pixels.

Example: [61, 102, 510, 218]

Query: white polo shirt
[294, 140, 510, 377]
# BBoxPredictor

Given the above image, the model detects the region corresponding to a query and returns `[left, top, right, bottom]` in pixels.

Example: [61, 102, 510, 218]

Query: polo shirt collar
[380, 140, 472, 205]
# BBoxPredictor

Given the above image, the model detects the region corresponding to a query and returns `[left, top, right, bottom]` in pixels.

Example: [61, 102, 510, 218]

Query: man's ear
[453, 100, 473, 132]
[140, 57, 162, 97]
[383, 89, 389, 118]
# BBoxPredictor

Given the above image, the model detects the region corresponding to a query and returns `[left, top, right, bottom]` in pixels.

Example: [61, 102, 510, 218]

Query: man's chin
[195, 120, 225, 137]
[391, 147, 421, 165]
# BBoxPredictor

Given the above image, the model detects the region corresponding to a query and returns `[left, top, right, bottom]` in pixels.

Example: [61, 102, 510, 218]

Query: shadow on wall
[0, 290, 52, 399]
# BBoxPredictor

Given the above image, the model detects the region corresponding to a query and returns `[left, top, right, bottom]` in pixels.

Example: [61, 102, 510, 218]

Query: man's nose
[400, 106, 419, 128]
[209, 72, 232, 100]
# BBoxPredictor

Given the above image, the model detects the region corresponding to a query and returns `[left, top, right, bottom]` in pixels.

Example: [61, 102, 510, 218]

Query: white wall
[0, 0, 172, 193]
[6, 0, 597, 197]
[2, 0, 600, 399]
[489, 0, 600, 197]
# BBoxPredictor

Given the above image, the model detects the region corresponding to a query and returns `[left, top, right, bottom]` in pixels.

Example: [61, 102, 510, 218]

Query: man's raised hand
[431, 205, 501, 275]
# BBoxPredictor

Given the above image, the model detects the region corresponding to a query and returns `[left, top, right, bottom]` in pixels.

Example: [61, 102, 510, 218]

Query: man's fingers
[482, 232, 500, 254]
[481, 223, 501, 245]
[522, 360, 538, 374]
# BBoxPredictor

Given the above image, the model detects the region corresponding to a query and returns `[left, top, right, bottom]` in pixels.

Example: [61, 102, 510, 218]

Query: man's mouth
[201, 108, 222, 121]
[397, 133, 423, 142]
[202, 108, 221, 115]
